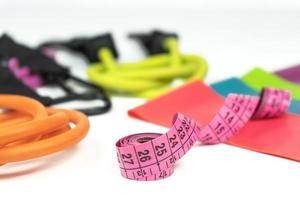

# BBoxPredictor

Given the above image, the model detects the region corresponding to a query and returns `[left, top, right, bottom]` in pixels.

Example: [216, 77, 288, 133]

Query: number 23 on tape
[116, 88, 291, 181]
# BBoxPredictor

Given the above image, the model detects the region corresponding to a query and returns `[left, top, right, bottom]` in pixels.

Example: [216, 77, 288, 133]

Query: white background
[1, 0, 300, 199]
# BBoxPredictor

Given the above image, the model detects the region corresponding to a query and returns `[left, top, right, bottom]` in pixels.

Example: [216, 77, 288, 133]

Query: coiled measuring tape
[116, 88, 291, 181]
[0, 95, 89, 165]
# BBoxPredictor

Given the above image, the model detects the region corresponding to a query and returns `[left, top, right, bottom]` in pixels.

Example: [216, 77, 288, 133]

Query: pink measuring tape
[116, 88, 291, 181]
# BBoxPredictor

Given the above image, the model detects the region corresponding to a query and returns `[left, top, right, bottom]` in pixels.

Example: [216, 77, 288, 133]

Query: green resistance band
[87, 38, 208, 99]
[242, 67, 300, 100]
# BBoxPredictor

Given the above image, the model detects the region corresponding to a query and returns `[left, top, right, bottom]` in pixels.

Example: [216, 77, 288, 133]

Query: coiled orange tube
[0, 95, 89, 165]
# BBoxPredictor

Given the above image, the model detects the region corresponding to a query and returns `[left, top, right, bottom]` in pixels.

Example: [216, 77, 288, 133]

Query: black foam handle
[39, 33, 119, 63]
[128, 30, 178, 55]
[0, 34, 70, 83]
[0, 66, 53, 105]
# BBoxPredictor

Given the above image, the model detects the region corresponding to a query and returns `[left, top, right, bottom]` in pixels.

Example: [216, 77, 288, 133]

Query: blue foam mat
[211, 77, 300, 114]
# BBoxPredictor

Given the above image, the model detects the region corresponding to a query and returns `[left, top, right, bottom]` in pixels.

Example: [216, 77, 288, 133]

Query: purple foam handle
[14, 66, 31, 79]
[8, 57, 19, 71]
[8, 57, 30, 79]
[7, 57, 44, 89]
[41, 47, 55, 59]
[275, 64, 300, 84]
[23, 75, 44, 89]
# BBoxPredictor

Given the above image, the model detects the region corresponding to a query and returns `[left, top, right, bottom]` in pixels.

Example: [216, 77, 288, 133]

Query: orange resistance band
[0, 95, 89, 165]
